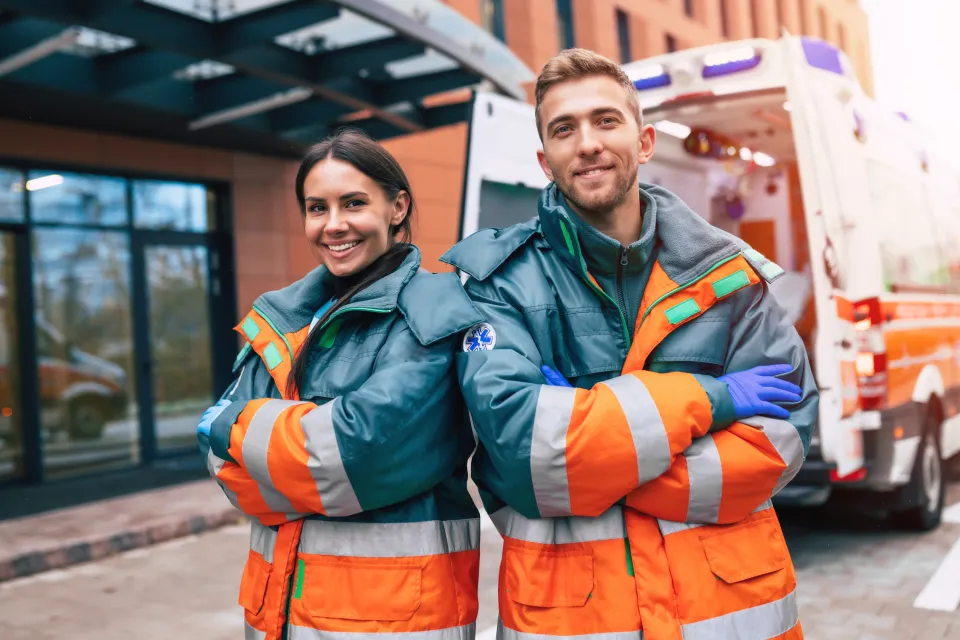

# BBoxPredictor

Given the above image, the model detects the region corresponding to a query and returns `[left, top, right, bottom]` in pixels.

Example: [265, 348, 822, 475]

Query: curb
[0, 507, 247, 583]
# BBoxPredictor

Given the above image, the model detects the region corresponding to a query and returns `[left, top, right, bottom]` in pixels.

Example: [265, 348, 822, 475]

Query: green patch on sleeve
[665, 298, 701, 325]
[294, 558, 305, 599]
[761, 262, 785, 280]
[241, 316, 261, 341]
[712, 269, 751, 299]
[263, 341, 283, 371]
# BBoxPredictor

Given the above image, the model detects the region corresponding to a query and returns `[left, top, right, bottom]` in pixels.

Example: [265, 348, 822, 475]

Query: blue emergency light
[701, 47, 762, 78]
[632, 64, 671, 91]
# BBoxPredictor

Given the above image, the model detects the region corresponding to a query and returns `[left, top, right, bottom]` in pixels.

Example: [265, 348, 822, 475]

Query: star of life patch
[462, 322, 496, 352]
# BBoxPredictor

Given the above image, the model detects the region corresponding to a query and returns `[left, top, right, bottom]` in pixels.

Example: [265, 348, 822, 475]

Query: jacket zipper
[615, 246, 636, 577]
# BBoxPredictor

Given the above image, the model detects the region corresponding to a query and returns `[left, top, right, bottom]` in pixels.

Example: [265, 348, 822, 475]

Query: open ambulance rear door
[780, 36, 880, 478]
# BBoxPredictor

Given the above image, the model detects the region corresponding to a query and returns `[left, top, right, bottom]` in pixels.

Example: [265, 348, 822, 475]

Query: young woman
[197, 129, 483, 640]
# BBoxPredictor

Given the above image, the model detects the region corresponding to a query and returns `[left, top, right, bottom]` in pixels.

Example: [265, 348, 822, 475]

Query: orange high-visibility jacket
[444, 183, 818, 640]
[201, 247, 484, 640]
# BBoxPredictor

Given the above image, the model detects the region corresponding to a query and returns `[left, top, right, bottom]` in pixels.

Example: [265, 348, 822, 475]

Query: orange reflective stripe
[625, 455, 691, 522]
[637, 262, 680, 336]
[715, 424, 788, 523]
[626, 256, 761, 371]
[265, 402, 326, 515]
[286, 549, 479, 633]
[215, 460, 287, 527]
[565, 386, 639, 516]
[498, 538, 641, 636]
[636, 371, 713, 444]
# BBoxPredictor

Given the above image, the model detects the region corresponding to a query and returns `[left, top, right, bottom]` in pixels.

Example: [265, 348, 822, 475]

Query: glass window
[684, 0, 695, 19]
[28, 171, 127, 226]
[0, 169, 25, 222]
[665, 33, 678, 53]
[867, 161, 946, 292]
[0, 232, 25, 481]
[556, 0, 574, 50]
[32, 228, 137, 478]
[617, 10, 631, 63]
[480, 0, 506, 43]
[133, 180, 211, 231]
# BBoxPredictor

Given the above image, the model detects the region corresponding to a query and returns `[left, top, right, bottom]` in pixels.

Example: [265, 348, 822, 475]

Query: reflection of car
[0, 316, 129, 443]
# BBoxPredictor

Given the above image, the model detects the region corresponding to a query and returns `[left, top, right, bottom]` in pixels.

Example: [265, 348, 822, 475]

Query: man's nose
[577, 129, 603, 156]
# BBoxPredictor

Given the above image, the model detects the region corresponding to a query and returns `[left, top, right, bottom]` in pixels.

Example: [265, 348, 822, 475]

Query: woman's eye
[345, 199, 364, 208]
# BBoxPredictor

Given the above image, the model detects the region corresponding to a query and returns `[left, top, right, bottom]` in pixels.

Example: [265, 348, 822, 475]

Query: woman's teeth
[328, 241, 360, 253]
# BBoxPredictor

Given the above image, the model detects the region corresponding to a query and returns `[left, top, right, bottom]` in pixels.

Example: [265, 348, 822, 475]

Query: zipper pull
[620, 247, 628, 266]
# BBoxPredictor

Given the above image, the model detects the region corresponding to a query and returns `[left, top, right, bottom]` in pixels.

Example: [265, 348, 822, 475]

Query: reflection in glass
[133, 181, 211, 232]
[0, 169, 25, 222]
[32, 229, 137, 478]
[145, 246, 214, 452]
[0, 233, 24, 481]
[28, 171, 127, 226]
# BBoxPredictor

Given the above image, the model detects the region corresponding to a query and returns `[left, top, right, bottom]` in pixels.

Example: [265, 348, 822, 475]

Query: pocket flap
[701, 518, 787, 584]
[303, 557, 423, 621]
[238, 551, 272, 615]
[505, 547, 594, 608]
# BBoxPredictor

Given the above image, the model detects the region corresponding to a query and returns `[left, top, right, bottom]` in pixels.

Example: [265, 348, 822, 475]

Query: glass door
[0, 231, 25, 482]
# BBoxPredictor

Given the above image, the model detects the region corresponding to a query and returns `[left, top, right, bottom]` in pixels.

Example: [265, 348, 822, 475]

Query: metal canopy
[0, 0, 534, 157]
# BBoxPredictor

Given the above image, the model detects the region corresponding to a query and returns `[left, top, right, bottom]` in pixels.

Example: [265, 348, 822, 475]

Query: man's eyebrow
[546, 107, 626, 132]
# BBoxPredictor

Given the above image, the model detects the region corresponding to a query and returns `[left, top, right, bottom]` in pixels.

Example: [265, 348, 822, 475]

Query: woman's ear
[390, 191, 410, 227]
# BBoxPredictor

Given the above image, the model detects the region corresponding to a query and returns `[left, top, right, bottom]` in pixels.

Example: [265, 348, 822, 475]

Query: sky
[861, 0, 960, 139]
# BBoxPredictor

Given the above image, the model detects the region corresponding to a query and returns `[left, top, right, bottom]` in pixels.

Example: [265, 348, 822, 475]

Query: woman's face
[302, 158, 409, 278]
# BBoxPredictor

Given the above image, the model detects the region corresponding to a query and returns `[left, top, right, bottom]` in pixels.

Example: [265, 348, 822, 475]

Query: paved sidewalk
[0, 479, 243, 582]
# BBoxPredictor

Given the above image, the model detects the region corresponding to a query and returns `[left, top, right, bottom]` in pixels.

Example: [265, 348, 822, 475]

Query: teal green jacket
[443, 183, 818, 523]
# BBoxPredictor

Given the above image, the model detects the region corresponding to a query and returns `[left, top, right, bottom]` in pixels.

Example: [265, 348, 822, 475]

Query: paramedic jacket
[202, 246, 484, 640]
[443, 182, 819, 640]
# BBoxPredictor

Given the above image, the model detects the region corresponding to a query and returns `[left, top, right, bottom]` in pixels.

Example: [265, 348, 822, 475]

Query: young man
[444, 49, 818, 640]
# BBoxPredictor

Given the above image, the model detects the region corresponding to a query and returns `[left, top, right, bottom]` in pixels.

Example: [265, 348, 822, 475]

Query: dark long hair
[287, 128, 415, 398]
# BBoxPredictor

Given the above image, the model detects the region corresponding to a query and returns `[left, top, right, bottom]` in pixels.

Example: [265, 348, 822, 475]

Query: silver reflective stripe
[300, 518, 479, 557]
[244, 400, 305, 515]
[490, 505, 624, 544]
[530, 385, 576, 517]
[741, 416, 806, 496]
[288, 622, 477, 640]
[207, 449, 242, 512]
[245, 623, 267, 640]
[498, 619, 641, 640]
[679, 589, 798, 640]
[657, 500, 775, 536]
[250, 521, 277, 563]
[685, 435, 723, 523]
[601, 375, 670, 483]
[301, 399, 363, 517]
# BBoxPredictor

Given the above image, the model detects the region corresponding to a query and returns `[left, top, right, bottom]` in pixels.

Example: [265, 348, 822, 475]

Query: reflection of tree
[147, 247, 211, 405]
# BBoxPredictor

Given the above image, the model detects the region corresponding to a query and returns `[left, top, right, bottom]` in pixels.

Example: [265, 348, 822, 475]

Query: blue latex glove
[541, 365, 573, 387]
[718, 364, 802, 420]
[197, 399, 231, 438]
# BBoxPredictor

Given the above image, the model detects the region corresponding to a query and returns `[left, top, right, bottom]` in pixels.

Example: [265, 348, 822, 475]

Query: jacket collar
[253, 245, 422, 334]
[538, 181, 742, 287]
[562, 191, 657, 278]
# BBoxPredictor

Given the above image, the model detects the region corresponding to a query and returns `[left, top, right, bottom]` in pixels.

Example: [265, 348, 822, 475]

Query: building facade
[0, 0, 871, 512]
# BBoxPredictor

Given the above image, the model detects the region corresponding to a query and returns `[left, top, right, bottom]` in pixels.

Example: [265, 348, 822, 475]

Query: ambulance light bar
[702, 47, 762, 78]
[632, 64, 671, 91]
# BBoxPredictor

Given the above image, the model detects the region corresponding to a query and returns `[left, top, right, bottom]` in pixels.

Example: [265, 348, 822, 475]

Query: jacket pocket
[504, 546, 594, 608]
[238, 550, 272, 615]
[700, 517, 788, 583]
[302, 556, 423, 621]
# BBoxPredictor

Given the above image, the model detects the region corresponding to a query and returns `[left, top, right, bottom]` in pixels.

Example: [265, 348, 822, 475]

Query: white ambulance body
[458, 35, 960, 529]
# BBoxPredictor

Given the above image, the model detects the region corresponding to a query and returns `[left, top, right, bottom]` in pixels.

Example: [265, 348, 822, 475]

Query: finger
[755, 402, 790, 419]
[749, 364, 794, 377]
[759, 377, 803, 395]
[757, 388, 802, 404]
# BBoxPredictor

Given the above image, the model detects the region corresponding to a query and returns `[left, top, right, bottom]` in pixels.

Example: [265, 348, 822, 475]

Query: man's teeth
[580, 168, 608, 176]
[329, 241, 360, 252]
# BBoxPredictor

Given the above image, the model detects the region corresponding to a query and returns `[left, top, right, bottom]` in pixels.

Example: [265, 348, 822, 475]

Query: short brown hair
[534, 48, 642, 139]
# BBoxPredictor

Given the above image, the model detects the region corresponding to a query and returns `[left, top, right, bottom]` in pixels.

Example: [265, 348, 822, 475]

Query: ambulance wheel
[892, 418, 944, 532]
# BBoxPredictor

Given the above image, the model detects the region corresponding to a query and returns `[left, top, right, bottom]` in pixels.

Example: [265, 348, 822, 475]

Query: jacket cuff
[694, 374, 737, 431]
[209, 401, 246, 463]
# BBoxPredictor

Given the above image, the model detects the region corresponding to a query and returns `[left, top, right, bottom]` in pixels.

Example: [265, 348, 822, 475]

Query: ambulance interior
[640, 89, 817, 355]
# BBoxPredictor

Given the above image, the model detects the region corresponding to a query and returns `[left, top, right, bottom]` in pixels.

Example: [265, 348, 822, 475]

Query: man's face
[536, 75, 655, 217]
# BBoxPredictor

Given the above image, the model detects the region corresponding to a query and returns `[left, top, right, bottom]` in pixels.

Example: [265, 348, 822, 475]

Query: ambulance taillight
[854, 297, 888, 410]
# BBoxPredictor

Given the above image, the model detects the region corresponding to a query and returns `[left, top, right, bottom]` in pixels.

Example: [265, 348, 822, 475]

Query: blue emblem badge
[463, 323, 496, 352]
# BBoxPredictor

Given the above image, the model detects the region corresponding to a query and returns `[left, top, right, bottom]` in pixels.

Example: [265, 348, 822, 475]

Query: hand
[718, 364, 802, 420]
[541, 365, 573, 387]
[197, 399, 231, 437]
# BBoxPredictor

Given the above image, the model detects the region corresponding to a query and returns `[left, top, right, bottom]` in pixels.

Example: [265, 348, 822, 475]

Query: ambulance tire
[892, 414, 944, 531]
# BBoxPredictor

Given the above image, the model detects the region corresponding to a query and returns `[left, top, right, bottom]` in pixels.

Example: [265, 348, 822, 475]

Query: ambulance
[456, 35, 960, 530]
